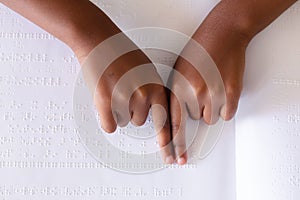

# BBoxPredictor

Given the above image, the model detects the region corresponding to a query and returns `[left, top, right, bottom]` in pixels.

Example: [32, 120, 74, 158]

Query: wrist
[208, 1, 256, 46]
[214, 0, 298, 44]
[193, 3, 253, 52]
[218, 2, 260, 43]
[63, 5, 121, 64]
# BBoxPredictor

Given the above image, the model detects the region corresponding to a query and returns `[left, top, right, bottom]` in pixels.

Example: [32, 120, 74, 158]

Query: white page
[0, 1, 236, 200]
[236, 2, 300, 200]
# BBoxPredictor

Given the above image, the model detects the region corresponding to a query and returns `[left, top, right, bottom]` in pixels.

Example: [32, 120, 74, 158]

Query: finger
[129, 87, 150, 126]
[94, 99, 117, 133]
[130, 108, 149, 127]
[151, 88, 174, 164]
[203, 100, 220, 125]
[220, 92, 240, 121]
[200, 82, 228, 124]
[186, 103, 204, 120]
[170, 92, 187, 165]
[112, 97, 131, 127]
[185, 88, 206, 120]
[203, 105, 214, 125]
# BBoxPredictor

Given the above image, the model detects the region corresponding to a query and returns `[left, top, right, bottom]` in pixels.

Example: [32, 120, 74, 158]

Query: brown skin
[0, 0, 174, 164]
[171, 0, 297, 164]
[0, 0, 297, 165]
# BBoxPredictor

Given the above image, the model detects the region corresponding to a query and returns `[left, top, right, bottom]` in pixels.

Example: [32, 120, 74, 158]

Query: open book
[0, 1, 299, 199]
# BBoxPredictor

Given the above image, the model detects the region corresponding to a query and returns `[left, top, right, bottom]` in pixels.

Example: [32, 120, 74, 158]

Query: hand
[61, 2, 174, 164]
[170, 0, 296, 165]
[78, 33, 175, 164]
[169, 3, 250, 165]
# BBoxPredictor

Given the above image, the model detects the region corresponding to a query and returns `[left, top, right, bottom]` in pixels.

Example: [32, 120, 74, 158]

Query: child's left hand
[169, 2, 251, 165]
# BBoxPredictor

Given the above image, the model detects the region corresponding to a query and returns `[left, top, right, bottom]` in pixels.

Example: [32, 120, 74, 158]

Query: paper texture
[0, 1, 235, 200]
[236, 2, 300, 200]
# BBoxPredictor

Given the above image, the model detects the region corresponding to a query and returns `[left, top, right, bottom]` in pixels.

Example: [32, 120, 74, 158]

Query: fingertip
[220, 104, 236, 121]
[130, 110, 148, 127]
[94, 103, 118, 134]
[151, 98, 175, 165]
[101, 123, 117, 134]
[203, 113, 218, 125]
[158, 126, 175, 165]
[165, 155, 175, 164]
[177, 157, 187, 165]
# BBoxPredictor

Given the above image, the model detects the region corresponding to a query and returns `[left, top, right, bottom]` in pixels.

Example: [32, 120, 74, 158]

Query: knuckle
[208, 85, 224, 99]
[172, 81, 184, 93]
[155, 119, 169, 130]
[155, 86, 167, 97]
[195, 84, 207, 95]
[134, 87, 149, 102]
[136, 87, 147, 98]
[150, 85, 167, 100]
[158, 135, 171, 148]
[116, 90, 129, 102]
[173, 142, 186, 156]
[171, 123, 181, 133]
[94, 90, 111, 104]
[194, 86, 209, 102]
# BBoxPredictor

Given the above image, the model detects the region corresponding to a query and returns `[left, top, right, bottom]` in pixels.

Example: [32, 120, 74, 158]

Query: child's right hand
[76, 34, 175, 165]
[42, 1, 176, 164]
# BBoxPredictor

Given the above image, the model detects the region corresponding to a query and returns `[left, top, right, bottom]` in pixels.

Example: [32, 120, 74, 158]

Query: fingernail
[165, 156, 174, 164]
[177, 157, 186, 165]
